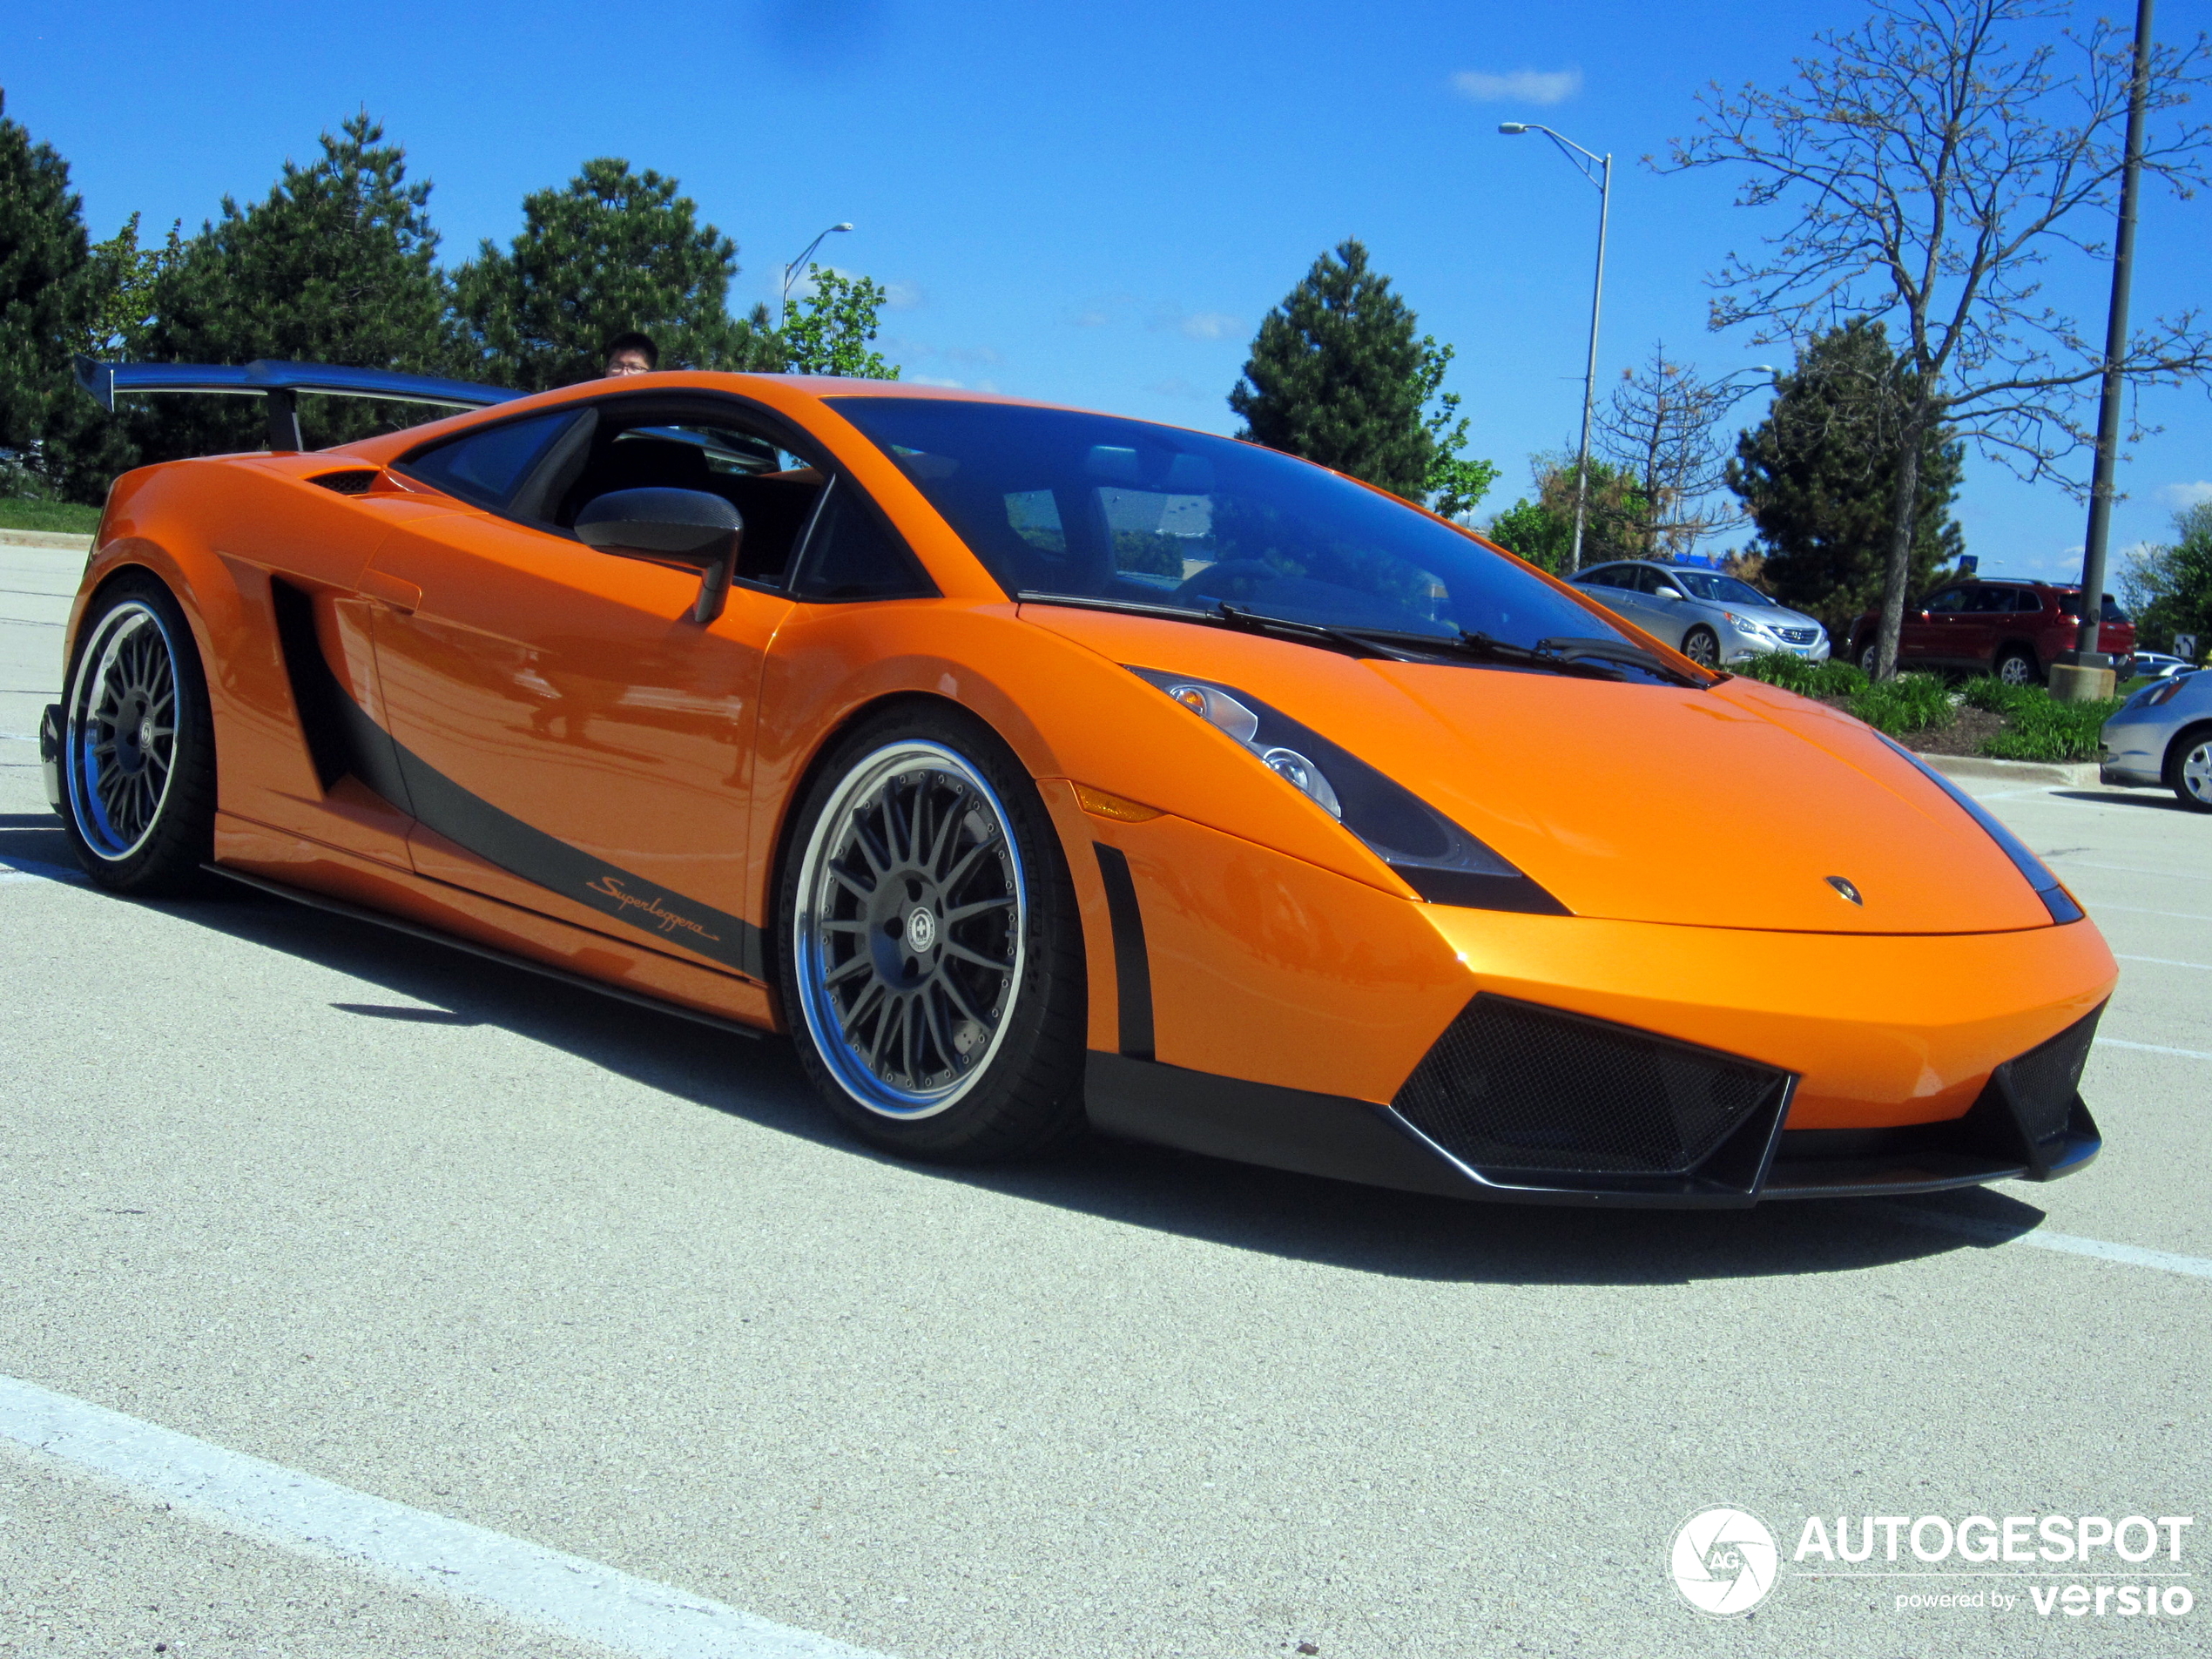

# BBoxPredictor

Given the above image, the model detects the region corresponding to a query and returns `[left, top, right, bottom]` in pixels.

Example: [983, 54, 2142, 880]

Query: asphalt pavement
[3, 543, 2206, 1658]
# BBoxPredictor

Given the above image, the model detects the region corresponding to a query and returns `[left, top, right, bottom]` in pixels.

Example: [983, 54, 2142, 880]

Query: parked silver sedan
[1567, 561, 1830, 670]
[2101, 668, 2212, 812]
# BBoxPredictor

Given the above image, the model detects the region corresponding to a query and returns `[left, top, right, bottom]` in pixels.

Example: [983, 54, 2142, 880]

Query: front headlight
[1133, 666, 1568, 915]
[1724, 611, 1768, 637]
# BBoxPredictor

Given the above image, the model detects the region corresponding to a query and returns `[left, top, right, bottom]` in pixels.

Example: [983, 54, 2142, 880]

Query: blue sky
[10, 0, 2209, 581]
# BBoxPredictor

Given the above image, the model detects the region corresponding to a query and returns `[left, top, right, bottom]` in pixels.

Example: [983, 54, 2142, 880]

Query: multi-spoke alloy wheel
[795, 741, 1026, 1116]
[65, 600, 181, 860]
[57, 577, 216, 894]
[781, 708, 1087, 1161]
[2175, 732, 2212, 813]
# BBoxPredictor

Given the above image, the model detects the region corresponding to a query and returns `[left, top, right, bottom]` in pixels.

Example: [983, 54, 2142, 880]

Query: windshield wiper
[1013, 591, 1421, 663]
[1534, 634, 1710, 687]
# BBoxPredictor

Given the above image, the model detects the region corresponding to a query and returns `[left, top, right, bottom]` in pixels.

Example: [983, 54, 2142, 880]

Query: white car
[2129, 651, 2195, 679]
[1568, 562, 1831, 670]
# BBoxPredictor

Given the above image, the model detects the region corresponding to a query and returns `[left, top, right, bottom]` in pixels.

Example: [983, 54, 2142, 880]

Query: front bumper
[1089, 999, 2102, 1208]
[1722, 628, 1830, 664]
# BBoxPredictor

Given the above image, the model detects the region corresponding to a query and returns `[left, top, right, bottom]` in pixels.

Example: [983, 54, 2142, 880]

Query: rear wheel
[778, 704, 1088, 1161]
[1995, 645, 2040, 686]
[57, 574, 216, 894]
[2170, 725, 2212, 814]
[1681, 625, 1720, 669]
[1858, 641, 1878, 675]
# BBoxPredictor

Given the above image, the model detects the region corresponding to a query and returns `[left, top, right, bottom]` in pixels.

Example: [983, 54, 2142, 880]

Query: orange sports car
[45, 358, 2114, 1204]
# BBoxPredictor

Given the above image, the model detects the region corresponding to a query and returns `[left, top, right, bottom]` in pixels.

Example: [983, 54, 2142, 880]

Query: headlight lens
[1136, 668, 1569, 915]
[1725, 611, 1766, 636]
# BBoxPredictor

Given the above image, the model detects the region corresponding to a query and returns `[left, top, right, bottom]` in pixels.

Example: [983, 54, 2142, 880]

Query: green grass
[1846, 671, 1957, 737]
[0, 497, 100, 534]
[1730, 650, 1870, 698]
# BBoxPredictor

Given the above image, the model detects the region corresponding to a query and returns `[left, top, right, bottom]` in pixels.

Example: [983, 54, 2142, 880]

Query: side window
[1576, 567, 1624, 590]
[2019, 589, 2049, 612]
[1966, 586, 2014, 613]
[1630, 566, 1669, 594]
[1006, 489, 1067, 553]
[399, 412, 578, 509]
[1925, 588, 1968, 614]
[792, 479, 935, 602]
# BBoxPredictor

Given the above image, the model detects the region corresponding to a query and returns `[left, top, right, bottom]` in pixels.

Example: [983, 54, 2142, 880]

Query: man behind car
[603, 332, 658, 377]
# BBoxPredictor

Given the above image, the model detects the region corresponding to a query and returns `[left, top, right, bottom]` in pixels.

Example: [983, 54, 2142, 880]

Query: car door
[1572, 565, 1643, 628]
[1628, 564, 1692, 647]
[357, 398, 816, 981]
[1899, 585, 1966, 665]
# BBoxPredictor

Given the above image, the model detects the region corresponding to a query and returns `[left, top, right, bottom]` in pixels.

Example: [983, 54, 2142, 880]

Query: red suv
[1848, 581, 2134, 685]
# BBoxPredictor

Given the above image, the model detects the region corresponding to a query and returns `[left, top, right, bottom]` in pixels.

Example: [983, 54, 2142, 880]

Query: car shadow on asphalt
[2049, 790, 2197, 813]
[0, 817, 2061, 1291]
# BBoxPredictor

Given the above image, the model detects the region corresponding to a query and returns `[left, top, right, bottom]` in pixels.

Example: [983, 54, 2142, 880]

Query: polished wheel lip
[792, 739, 1028, 1120]
[64, 600, 181, 863]
[2182, 740, 2212, 803]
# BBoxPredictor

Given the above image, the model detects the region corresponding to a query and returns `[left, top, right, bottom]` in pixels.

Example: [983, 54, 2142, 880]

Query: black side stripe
[1092, 843, 1155, 1061]
[274, 579, 764, 980]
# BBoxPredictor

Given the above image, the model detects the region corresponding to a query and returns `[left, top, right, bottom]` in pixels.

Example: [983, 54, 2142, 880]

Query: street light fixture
[781, 222, 854, 316]
[1500, 122, 1610, 574]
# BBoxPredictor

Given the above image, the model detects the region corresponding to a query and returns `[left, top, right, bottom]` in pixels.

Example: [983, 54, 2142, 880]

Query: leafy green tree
[2124, 502, 2212, 658]
[1230, 239, 1436, 501]
[455, 158, 778, 390]
[1484, 455, 1647, 573]
[1728, 319, 1963, 637]
[0, 94, 136, 504]
[780, 266, 900, 378]
[84, 212, 181, 357]
[1414, 336, 1500, 519]
[133, 111, 461, 459]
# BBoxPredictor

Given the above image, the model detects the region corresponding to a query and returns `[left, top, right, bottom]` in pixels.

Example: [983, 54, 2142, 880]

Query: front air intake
[1393, 995, 1792, 1178]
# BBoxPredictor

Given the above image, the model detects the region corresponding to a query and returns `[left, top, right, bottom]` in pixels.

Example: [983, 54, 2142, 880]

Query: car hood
[1028, 608, 2054, 935]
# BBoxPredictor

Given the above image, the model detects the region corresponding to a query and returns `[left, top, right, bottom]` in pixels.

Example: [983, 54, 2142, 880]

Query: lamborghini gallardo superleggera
[44, 357, 2114, 1204]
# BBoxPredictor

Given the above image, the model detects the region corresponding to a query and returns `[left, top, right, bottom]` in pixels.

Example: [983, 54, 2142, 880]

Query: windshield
[827, 398, 1629, 652]
[1669, 570, 1774, 607]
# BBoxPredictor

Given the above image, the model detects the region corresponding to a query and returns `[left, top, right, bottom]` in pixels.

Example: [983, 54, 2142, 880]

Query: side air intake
[1392, 995, 1791, 1179]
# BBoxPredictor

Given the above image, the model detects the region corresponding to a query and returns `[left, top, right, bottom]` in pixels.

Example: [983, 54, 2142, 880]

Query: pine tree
[455, 158, 779, 391]
[1229, 239, 1436, 501]
[1728, 319, 1964, 634]
[134, 111, 460, 459]
[0, 94, 136, 504]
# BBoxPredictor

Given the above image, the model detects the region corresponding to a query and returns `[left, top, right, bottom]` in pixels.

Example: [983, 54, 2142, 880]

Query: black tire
[1681, 625, 1720, 669]
[776, 701, 1088, 1161]
[2168, 724, 2212, 814]
[56, 572, 217, 895]
[1994, 644, 2040, 686]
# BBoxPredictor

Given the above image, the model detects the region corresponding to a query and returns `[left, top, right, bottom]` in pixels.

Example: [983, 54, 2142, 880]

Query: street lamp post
[1500, 123, 1610, 574]
[781, 222, 854, 317]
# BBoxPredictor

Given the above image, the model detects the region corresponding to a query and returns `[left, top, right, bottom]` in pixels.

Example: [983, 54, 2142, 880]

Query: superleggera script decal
[584, 875, 725, 944]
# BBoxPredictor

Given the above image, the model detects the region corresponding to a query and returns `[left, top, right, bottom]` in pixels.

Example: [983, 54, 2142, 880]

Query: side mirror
[1656, 586, 1685, 601]
[576, 488, 744, 624]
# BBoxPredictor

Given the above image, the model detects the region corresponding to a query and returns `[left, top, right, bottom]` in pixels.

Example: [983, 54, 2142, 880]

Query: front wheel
[1681, 625, 1720, 669]
[1858, 642, 1879, 675]
[1995, 645, 2040, 686]
[57, 574, 217, 894]
[2172, 726, 2212, 814]
[778, 704, 1088, 1161]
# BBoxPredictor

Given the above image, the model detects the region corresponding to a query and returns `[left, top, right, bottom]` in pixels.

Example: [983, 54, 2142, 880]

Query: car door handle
[358, 570, 422, 613]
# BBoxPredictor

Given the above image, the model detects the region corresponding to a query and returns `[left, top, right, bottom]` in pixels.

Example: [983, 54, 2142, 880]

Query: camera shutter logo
[1670, 1507, 1780, 1616]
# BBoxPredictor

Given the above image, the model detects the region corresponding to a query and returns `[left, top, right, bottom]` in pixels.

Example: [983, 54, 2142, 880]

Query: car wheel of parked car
[1682, 626, 1720, 669]
[1858, 642, 1878, 674]
[2170, 725, 2212, 814]
[779, 702, 1089, 1161]
[1995, 645, 2040, 686]
[57, 573, 218, 895]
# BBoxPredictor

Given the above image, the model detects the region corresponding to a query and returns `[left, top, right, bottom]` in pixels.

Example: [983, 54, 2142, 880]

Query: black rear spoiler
[72, 355, 523, 452]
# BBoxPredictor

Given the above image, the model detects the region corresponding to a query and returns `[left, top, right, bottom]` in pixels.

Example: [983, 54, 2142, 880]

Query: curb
[0, 529, 94, 552]
[1917, 752, 2102, 788]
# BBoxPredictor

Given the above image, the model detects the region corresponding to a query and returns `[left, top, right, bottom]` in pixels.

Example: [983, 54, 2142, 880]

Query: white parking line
[2114, 953, 2212, 971]
[1878, 1206, 2212, 1281]
[0, 1374, 886, 1659]
[2098, 1037, 2212, 1060]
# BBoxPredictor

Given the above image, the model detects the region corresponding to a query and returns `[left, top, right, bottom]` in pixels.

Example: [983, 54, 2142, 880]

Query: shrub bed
[1730, 652, 2120, 760]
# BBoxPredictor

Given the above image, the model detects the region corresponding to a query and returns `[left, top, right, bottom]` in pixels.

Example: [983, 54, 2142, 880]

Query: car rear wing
[72, 355, 523, 452]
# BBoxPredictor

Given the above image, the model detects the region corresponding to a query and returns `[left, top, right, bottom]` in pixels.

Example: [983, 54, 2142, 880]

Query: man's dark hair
[604, 330, 658, 368]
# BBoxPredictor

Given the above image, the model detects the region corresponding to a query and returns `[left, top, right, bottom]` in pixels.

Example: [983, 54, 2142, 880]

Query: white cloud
[1177, 311, 1244, 341]
[882, 280, 926, 311]
[1450, 67, 1582, 105]
[906, 374, 964, 388]
[2157, 481, 2212, 509]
